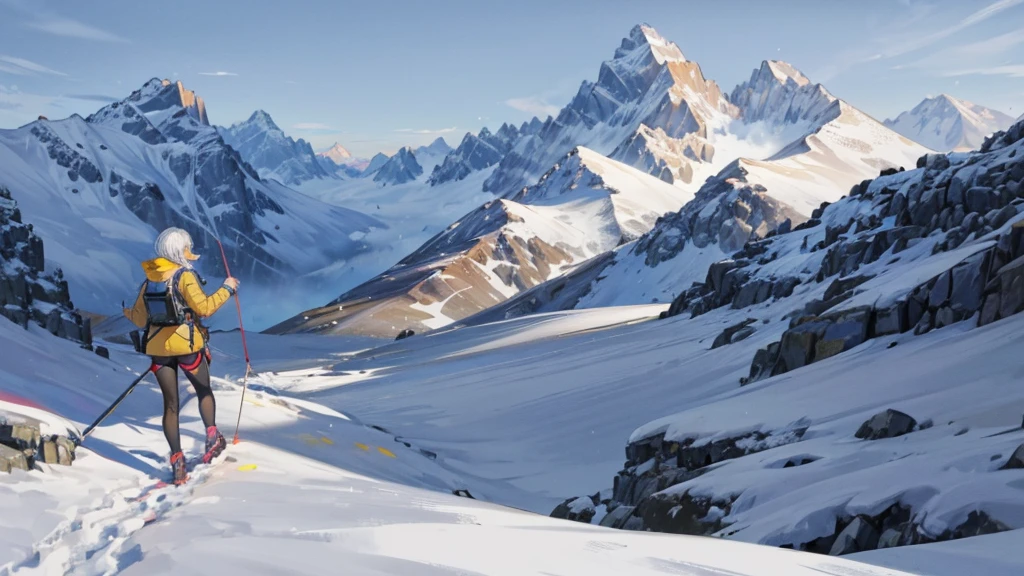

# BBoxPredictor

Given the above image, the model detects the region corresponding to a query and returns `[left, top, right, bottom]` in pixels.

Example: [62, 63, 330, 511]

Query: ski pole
[76, 367, 154, 446]
[216, 239, 252, 444]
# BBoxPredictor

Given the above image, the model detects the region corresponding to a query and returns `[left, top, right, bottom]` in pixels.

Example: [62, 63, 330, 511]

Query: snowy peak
[730, 60, 836, 127]
[361, 152, 390, 176]
[134, 78, 210, 127]
[245, 109, 281, 132]
[762, 60, 811, 87]
[616, 23, 686, 65]
[415, 137, 452, 157]
[428, 127, 515, 185]
[317, 142, 353, 164]
[373, 146, 422, 185]
[218, 109, 332, 185]
[884, 94, 1015, 152]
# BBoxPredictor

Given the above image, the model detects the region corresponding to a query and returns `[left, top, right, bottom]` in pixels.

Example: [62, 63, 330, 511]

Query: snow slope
[884, 95, 1015, 152]
[0, 315, 918, 576]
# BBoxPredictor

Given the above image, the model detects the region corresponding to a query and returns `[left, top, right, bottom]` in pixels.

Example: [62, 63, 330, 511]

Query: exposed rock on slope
[0, 187, 91, 346]
[555, 119, 1024, 558]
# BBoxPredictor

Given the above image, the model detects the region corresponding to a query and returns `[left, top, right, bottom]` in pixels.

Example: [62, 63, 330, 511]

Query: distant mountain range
[884, 94, 1015, 152]
[0, 79, 382, 316]
[273, 24, 930, 337]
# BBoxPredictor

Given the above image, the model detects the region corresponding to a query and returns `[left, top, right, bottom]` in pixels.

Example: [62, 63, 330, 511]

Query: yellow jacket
[124, 258, 232, 356]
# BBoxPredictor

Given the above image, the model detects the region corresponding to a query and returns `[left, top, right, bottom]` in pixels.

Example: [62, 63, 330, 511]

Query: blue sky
[0, 0, 1022, 157]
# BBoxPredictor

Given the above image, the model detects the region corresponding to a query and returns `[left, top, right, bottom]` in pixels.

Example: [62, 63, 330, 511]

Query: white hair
[155, 227, 195, 268]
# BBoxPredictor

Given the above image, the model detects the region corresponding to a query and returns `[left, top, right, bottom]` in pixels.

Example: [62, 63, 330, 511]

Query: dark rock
[599, 505, 636, 529]
[950, 252, 989, 314]
[711, 318, 757, 349]
[874, 300, 908, 336]
[855, 409, 917, 440]
[829, 516, 880, 556]
[934, 306, 956, 328]
[991, 205, 1018, 229]
[395, 329, 415, 341]
[1001, 444, 1024, 470]
[929, 270, 952, 308]
[824, 275, 874, 302]
[878, 528, 901, 549]
[914, 310, 933, 335]
[966, 186, 996, 214]
[778, 320, 828, 372]
[816, 307, 871, 360]
[94, 346, 110, 359]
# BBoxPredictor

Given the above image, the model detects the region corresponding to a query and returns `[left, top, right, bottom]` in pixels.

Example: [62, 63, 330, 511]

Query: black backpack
[142, 268, 190, 327]
[134, 269, 208, 353]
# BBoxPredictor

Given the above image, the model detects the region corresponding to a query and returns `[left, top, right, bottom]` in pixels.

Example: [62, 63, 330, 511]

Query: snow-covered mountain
[361, 151, 390, 176]
[269, 146, 691, 337]
[217, 110, 334, 186]
[316, 142, 368, 177]
[373, 146, 423, 186]
[0, 79, 383, 318]
[884, 94, 1015, 152]
[428, 124, 521, 185]
[480, 24, 736, 196]
[318, 141, 354, 164]
[369, 139, 452, 186]
[413, 137, 452, 173]
[279, 25, 928, 336]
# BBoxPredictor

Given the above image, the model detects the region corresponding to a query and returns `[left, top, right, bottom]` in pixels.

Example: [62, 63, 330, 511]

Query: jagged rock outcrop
[373, 146, 423, 186]
[0, 187, 91, 346]
[637, 166, 803, 268]
[428, 125, 519, 185]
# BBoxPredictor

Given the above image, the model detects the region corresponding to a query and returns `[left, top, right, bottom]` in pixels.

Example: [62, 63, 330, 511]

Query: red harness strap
[179, 352, 203, 373]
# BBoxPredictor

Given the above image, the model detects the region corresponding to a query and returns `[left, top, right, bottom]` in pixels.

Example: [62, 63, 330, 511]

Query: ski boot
[202, 426, 226, 464]
[170, 451, 189, 485]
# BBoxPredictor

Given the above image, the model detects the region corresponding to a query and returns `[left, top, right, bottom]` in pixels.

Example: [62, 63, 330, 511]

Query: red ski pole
[217, 239, 252, 444]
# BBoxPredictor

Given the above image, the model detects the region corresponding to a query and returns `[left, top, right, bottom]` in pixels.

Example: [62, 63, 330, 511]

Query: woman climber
[124, 227, 240, 485]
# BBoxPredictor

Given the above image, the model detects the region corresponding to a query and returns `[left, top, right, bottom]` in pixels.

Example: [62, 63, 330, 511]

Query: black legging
[152, 352, 215, 454]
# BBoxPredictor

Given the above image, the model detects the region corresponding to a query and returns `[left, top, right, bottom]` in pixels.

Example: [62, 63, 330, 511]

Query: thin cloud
[0, 101, 21, 110]
[0, 55, 66, 76]
[879, 0, 1024, 59]
[198, 71, 238, 77]
[944, 64, 1024, 78]
[27, 17, 128, 43]
[900, 28, 1024, 75]
[817, 0, 1024, 81]
[293, 122, 345, 135]
[504, 96, 560, 117]
[394, 126, 458, 135]
[66, 94, 119, 103]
